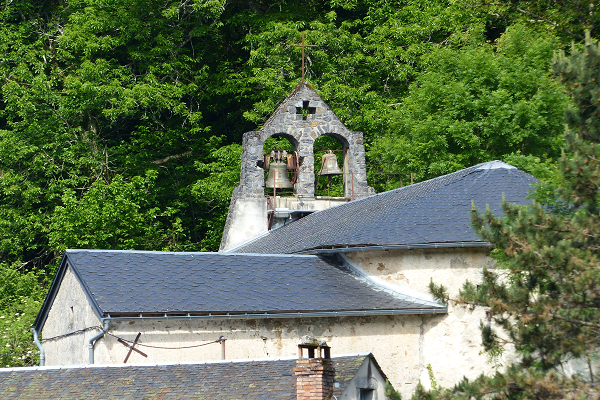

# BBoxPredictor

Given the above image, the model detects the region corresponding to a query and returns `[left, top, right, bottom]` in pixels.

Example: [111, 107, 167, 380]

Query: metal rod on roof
[220, 336, 226, 360]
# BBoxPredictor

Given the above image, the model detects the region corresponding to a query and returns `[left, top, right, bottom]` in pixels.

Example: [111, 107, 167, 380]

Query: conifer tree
[425, 33, 600, 399]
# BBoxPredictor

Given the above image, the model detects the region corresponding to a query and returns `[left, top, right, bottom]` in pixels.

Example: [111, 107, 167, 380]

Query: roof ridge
[231, 161, 535, 255]
[0, 353, 372, 372]
[233, 163, 483, 248]
[65, 249, 319, 258]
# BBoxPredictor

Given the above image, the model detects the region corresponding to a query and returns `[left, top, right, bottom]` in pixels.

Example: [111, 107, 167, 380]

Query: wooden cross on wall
[118, 332, 148, 363]
[291, 32, 316, 82]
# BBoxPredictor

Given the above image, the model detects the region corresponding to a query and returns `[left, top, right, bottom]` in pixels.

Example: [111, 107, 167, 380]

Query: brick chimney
[295, 342, 335, 400]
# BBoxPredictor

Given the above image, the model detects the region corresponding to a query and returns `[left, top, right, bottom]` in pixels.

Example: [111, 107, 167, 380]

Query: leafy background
[0, 0, 592, 372]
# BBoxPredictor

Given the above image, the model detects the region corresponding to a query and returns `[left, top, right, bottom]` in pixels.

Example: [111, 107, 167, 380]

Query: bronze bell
[319, 150, 343, 176]
[265, 161, 294, 189]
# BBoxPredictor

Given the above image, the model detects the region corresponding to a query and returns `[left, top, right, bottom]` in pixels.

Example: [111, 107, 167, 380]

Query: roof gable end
[260, 81, 346, 131]
[33, 251, 104, 332]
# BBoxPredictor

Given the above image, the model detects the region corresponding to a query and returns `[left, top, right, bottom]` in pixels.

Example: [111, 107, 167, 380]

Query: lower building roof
[0, 354, 375, 399]
[34, 250, 445, 331]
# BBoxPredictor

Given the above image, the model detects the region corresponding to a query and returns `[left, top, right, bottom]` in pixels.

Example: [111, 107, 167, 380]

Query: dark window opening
[360, 388, 374, 400]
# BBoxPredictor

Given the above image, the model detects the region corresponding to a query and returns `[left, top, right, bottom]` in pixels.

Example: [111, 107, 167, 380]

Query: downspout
[30, 328, 45, 366]
[88, 319, 110, 364]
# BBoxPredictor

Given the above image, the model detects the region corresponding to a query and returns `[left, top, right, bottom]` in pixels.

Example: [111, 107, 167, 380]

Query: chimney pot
[295, 343, 335, 400]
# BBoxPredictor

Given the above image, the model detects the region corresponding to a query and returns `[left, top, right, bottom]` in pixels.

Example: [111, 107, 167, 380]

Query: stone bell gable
[237, 81, 370, 199]
[221, 81, 373, 251]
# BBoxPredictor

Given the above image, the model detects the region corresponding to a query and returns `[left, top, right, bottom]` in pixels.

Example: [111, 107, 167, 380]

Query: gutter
[88, 319, 110, 364]
[30, 328, 45, 366]
[297, 241, 492, 255]
[103, 308, 446, 323]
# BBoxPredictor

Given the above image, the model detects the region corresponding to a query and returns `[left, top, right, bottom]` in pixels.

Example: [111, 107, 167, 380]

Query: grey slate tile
[55, 250, 441, 317]
[0, 355, 368, 399]
[232, 161, 536, 254]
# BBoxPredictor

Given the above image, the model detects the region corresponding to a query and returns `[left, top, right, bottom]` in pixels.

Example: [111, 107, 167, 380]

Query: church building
[32, 82, 536, 398]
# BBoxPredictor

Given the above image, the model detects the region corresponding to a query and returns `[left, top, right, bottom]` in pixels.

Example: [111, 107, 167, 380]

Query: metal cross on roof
[291, 32, 316, 82]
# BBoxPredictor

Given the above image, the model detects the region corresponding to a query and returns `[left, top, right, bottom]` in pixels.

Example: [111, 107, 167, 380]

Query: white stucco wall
[345, 248, 515, 393]
[41, 265, 105, 365]
[91, 314, 425, 397]
[220, 197, 268, 251]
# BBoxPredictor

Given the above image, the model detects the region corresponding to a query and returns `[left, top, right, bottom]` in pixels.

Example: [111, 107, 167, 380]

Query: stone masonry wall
[237, 82, 370, 199]
[220, 81, 373, 250]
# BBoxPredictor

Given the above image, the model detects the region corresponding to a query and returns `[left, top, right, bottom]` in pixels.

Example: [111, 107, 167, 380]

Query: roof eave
[101, 308, 447, 322]
[296, 241, 492, 255]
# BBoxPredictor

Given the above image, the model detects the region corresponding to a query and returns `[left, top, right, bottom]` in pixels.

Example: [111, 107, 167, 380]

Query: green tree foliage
[369, 24, 568, 189]
[0, 0, 573, 266]
[236, 0, 484, 137]
[191, 143, 242, 250]
[0, 0, 580, 366]
[0, 263, 45, 367]
[386, 378, 402, 400]
[0, 0, 491, 269]
[424, 33, 600, 399]
[0, 0, 236, 268]
[461, 0, 599, 42]
[48, 171, 185, 252]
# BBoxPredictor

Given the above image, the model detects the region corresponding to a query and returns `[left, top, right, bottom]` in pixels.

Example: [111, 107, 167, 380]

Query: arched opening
[313, 134, 346, 197]
[262, 134, 297, 197]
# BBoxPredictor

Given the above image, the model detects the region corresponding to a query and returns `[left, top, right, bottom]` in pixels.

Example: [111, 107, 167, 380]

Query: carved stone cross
[296, 100, 316, 120]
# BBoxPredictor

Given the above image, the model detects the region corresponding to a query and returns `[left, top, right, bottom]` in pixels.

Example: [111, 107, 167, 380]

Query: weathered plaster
[345, 247, 494, 295]
[346, 248, 515, 392]
[45, 311, 423, 397]
[218, 197, 268, 249]
[41, 265, 105, 365]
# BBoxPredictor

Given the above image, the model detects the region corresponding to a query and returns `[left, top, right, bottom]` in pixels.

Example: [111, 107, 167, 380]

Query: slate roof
[0, 354, 373, 399]
[35, 250, 444, 330]
[231, 161, 536, 254]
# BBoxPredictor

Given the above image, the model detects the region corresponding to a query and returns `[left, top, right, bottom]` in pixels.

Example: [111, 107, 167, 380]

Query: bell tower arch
[220, 81, 373, 251]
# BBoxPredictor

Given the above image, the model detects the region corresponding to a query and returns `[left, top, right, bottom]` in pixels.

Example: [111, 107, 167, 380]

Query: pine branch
[552, 314, 600, 329]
